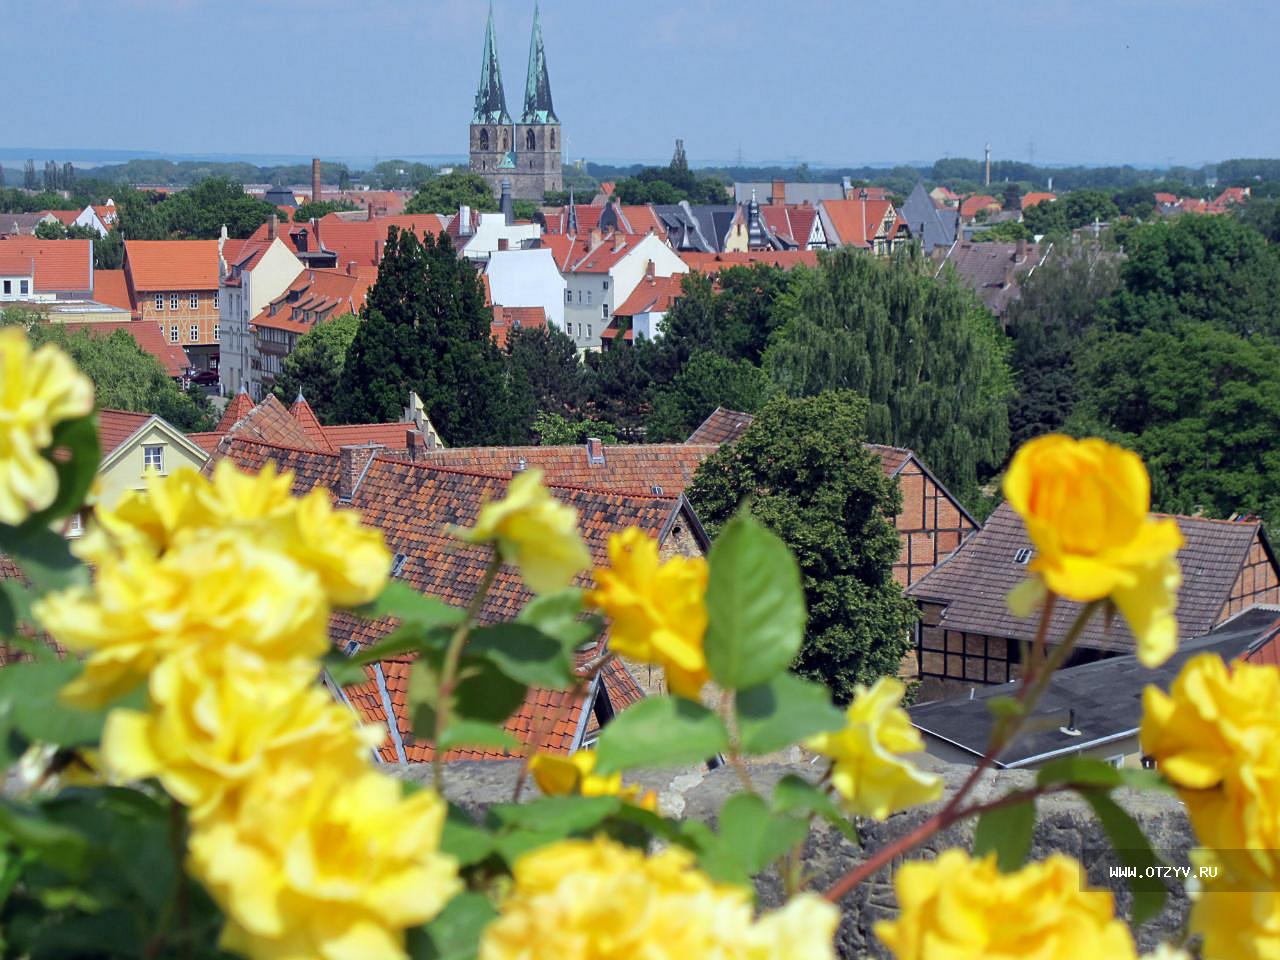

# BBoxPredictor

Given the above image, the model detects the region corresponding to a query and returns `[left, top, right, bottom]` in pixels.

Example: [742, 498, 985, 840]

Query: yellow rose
[586, 527, 709, 699]
[529, 750, 658, 811]
[102, 646, 381, 820]
[38, 532, 330, 707]
[1189, 878, 1280, 960]
[875, 850, 1137, 960]
[1004, 435, 1184, 667]
[454, 468, 590, 595]
[0, 327, 94, 526]
[804, 677, 942, 820]
[478, 836, 838, 960]
[189, 763, 459, 960]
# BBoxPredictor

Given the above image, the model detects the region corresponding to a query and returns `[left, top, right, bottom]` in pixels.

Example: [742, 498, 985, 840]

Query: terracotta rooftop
[679, 250, 818, 273]
[614, 274, 684, 317]
[124, 240, 219, 291]
[252, 267, 375, 334]
[960, 195, 1001, 219]
[97, 409, 152, 456]
[820, 198, 900, 248]
[490, 305, 548, 349]
[92, 269, 133, 311]
[214, 390, 255, 433]
[908, 501, 1277, 655]
[0, 238, 93, 291]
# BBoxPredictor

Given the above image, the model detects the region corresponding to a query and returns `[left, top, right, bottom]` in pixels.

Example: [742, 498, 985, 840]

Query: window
[1013, 548, 1033, 565]
[565, 290, 572, 304]
[213, 324, 220, 341]
[143, 445, 164, 472]
[479, 129, 490, 151]
[169, 325, 179, 343]
[170, 294, 179, 310]
[190, 293, 199, 309]
[2, 280, 9, 294]
[550, 129, 556, 150]
[602, 304, 609, 320]
[587, 324, 592, 340]
[602, 280, 609, 290]
[190, 324, 199, 342]
[526, 128, 535, 151]
[576, 291, 582, 305]
[212, 291, 218, 309]
[586, 290, 592, 305]
[155, 294, 164, 310]
[19, 280, 28, 295]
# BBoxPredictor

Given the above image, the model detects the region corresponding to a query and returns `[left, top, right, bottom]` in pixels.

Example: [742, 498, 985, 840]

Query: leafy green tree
[512, 199, 539, 221]
[93, 229, 124, 270]
[1237, 198, 1280, 244]
[687, 391, 918, 700]
[1103, 214, 1280, 338]
[1112, 186, 1156, 220]
[582, 339, 662, 441]
[1063, 189, 1119, 228]
[33, 219, 65, 240]
[971, 220, 1031, 243]
[291, 200, 357, 222]
[1005, 241, 1121, 446]
[532, 412, 619, 445]
[273, 313, 359, 424]
[336, 229, 520, 444]
[405, 173, 499, 215]
[646, 351, 772, 441]
[0, 315, 214, 430]
[1002, 182, 1022, 211]
[1022, 199, 1069, 237]
[505, 325, 585, 441]
[660, 266, 794, 365]
[160, 177, 278, 239]
[1071, 321, 1280, 529]
[764, 248, 1012, 504]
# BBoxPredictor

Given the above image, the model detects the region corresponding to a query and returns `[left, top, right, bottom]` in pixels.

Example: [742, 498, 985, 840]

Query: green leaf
[324, 623, 451, 686]
[735, 672, 844, 755]
[26, 414, 100, 530]
[468, 623, 575, 689]
[973, 798, 1037, 872]
[0, 801, 90, 878]
[0, 659, 137, 748]
[771, 774, 858, 843]
[1036, 756, 1170, 793]
[412, 892, 497, 960]
[1080, 788, 1168, 925]
[440, 803, 493, 867]
[703, 511, 806, 690]
[437, 721, 520, 752]
[699, 792, 808, 885]
[0, 581, 32, 636]
[352, 581, 465, 628]
[594, 696, 729, 775]
[0, 524, 88, 596]
[517, 589, 604, 652]
[408, 654, 527, 737]
[490, 795, 621, 835]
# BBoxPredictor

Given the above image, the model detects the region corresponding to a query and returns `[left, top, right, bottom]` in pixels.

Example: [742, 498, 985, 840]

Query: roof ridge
[371, 454, 680, 501]
[222, 435, 342, 459]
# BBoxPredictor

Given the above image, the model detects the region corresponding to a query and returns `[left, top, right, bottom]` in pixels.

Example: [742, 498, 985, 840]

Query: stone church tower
[468, 5, 562, 201]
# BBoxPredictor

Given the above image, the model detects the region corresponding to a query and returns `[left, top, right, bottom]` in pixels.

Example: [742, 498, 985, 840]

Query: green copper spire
[473, 4, 511, 126]
[521, 3, 558, 124]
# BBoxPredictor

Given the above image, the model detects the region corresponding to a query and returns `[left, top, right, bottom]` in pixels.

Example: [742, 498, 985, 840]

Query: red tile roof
[680, 250, 818, 273]
[614, 274, 684, 317]
[97, 409, 151, 455]
[1020, 192, 1057, 210]
[320, 423, 414, 451]
[491, 305, 548, 349]
[124, 240, 219, 291]
[909, 502, 1276, 656]
[210, 393, 321, 452]
[92, 269, 133, 311]
[214, 390, 255, 433]
[207, 437, 343, 496]
[253, 268, 375, 334]
[960, 195, 1001, 219]
[759, 204, 818, 248]
[58, 320, 189, 378]
[288, 396, 330, 448]
[254, 215, 448, 268]
[187, 432, 223, 455]
[0, 238, 92, 291]
[410, 444, 716, 497]
[45, 209, 80, 226]
[821, 198, 899, 248]
[541, 232, 651, 274]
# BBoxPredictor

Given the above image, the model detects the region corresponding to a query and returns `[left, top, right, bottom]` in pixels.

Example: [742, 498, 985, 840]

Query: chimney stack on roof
[346, 260, 357, 277]
[268, 214, 278, 241]
[500, 177, 514, 226]
[406, 429, 427, 462]
[585, 438, 605, 465]
[338, 444, 380, 501]
[645, 259, 655, 277]
[1015, 237, 1027, 264]
[497, 237, 509, 252]
[374, 239, 384, 263]
[312, 158, 322, 204]
[459, 205, 473, 236]
[771, 179, 785, 206]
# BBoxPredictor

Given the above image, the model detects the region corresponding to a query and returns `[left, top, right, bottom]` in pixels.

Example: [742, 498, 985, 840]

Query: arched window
[526, 129, 536, 151]
[479, 128, 490, 151]
[550, 129, 556, 150]
[501, 129, 509, 150]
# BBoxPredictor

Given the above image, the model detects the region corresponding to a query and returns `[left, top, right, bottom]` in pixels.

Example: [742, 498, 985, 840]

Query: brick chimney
[312, 158, 322, 204]
[1015, 237, 1027, 263]
[346, 260, 356, 276]
[338, 444, 380, 500]
[498, 237, 509, 252]
[406, 429, 427, 461]
[267, 214, 278, 241]
[771, 179, 785, 206]
[645, 259, 655, 277]
[374, 239, 384, 263]
[585, 437, 605, 465]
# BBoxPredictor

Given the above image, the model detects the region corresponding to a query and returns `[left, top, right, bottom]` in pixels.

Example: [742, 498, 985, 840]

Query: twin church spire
[472, 4, 556, 127]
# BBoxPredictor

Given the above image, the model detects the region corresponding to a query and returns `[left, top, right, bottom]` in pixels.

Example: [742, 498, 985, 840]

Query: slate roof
[0, 212, 57, 237]
[687, 407, 756, 445]
[909, 605, 1280, 767]
[653, 204, 737, 253]
[733, 182, 845, 205]
[908, 501, 1275, 655]
[900, 182, 960, 254]
[935, 240, 1049, 315]
[409, 443, 716, 496]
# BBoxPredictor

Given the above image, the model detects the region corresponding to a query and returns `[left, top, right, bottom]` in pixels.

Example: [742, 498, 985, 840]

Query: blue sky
[7, 0, 1276, 168]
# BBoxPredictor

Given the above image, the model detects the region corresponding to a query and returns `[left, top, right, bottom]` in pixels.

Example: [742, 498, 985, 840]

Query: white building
[218, 231, 304, 399]
[485, 247, 566, 331]
[457, 211, 541, 262]
[73, 201, 119, 237]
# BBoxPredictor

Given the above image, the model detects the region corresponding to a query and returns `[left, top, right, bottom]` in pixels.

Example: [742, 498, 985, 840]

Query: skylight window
[1013, 547, 1033, 565]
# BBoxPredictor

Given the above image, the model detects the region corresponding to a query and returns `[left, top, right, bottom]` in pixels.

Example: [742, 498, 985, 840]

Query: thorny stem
[144, 802, 189, 960]
[821, 597, 1103, 903]
[433, 553, 503, 791]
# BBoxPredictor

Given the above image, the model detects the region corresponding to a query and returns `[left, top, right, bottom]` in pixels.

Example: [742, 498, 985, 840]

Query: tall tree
[273, 313, 359, 424]
[405, 173, 498, 215]
[764, 247, 1012, 505]
[646, 350, 772, 441]
[582, 340, 661, 441]
[336, 230, 519, 444]
[1005, 241, 1121, 445]
[505, 324, 585, 441]
[687, 391, 918, 701]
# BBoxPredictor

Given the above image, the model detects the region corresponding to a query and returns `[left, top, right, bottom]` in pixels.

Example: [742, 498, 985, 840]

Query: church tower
[512, 4, 562, 199]
[469, 5, 514, 182]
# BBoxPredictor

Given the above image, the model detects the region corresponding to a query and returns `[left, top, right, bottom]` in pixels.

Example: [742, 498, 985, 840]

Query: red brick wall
[892, 462, 977, 587]
[1220, 533, 1280, 621]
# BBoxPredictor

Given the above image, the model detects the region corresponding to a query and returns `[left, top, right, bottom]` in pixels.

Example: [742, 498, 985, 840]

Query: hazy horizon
[6, 0, 1276, 169]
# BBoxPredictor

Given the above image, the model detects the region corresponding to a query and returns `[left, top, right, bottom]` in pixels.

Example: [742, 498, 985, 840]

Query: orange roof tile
[92, 269, 132, 311]
[759, 203, 818, 248]
[680, 250, 817, 273]
[253, 268, 375, 334]
[125, 240, 219, 291]
[1020, 192, 1057, 210]
[614, 274, 684, 317]
[97, 409, 151, 455]
[45, 209, 80, 226]
[0, 238, 92, 291]
[491, 305, 547, 348]
[320, 423, 414, 451]
[821, 198, 898, 248]
[214, 390, 255, 433]
[288, 396, 331, 449]
[960, 194, 1001, 219]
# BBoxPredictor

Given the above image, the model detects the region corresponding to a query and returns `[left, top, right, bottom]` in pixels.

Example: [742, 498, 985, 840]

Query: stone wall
[416, 755, 1194, 958]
